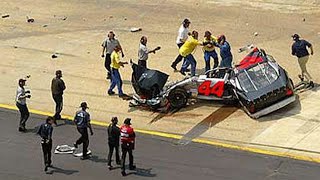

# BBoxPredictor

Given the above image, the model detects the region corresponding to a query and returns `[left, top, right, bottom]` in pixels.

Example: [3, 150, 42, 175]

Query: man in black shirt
[51, 70, 66, 124]
[291, 34, 314, 87]
[107, 117, 121, 170]
[37, 116, 54, 172]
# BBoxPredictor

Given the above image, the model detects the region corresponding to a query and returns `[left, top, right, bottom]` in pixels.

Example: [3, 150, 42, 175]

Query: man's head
[182, 18, 191, 28]
[292, 33, 300, 41]
[46, 116, 54, 124]
[191, 31, 198, 40]
[108, 31, 115, 39]
[114, 45, 121, 52]
[140, 36, 148, 45]
[55, 70, 62, 78]
[204, 31, 211, 39]
[80, 102, 88, 110]
[217, 34, 226, 44]
[111, 116, 118, 125]
[124, 118, 131, 125]
[18, 78, 26, 87]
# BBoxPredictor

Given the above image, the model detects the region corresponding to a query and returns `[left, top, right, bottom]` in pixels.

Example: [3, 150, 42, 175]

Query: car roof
[236, 48, 266, 70]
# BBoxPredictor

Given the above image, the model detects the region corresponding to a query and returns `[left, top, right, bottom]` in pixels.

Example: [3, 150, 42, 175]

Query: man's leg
[82, 128, 89, 157]
[212, 51, 219, 69]
[20, 104, 29, 130]
[171, 43, 184, 70]
[105, 54, 112, 78]
[113, 69, 124, 96]
[128, 148, 135, 169]
[188, 55, 197, 76]
[121, 145, 128, 174]
[108, 69, 117, 94]
[53, 94, 63, 121]
[298, 56, 312, 81]
[204, 51, 210, 72]
[16, 103, 24, 130]
[107, 143, 114, 166]
[115, 145, 120, 164]
[48, 140, 52, 166]
[180, 56, 190, 75]
[76, 127, 84, 145]
[41, 142, 48, 167]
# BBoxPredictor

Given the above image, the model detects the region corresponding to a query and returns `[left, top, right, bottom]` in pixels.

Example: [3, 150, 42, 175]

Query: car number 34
[198, 80, 225, 97]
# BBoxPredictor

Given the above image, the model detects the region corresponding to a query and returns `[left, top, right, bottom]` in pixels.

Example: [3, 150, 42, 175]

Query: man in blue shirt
[291, 34, 314, 87]
[74, 102, 93, 160]
[37, 116, 54, 171]
[217, 35, 233, 68]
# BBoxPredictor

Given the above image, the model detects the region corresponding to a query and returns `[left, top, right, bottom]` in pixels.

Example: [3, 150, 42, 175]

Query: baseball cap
[18, 78, 27, 83]
[55, 70, 62, 75]
[80, 102, 88, 109]
[204, 31, 211, 37]
[124, 118, 131, 125]
[183, 18, 191, 24]
[292, 34, 300, 39]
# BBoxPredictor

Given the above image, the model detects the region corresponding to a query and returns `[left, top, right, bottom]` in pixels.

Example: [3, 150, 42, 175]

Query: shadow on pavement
[89, 155, 107, 163]
[126, 168, 156, 177]
[46, 166, 79, 175]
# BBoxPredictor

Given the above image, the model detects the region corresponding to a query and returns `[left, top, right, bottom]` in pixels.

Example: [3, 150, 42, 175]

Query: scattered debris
[13, 46, 18, 49]
[51, 54, 58, 59]
[26, 16, 34, 23]
[61, 16, 67, 21]
[2, 14, 10, 18]
[254, 32, 259, 36]
[302, 18, 306, 22]
[245, 22, 249, 26]
[109, 15, 113, 19]
[238, 44, 254, 53]
[87, 51, 90, 54]
[124, 17, 127, 20]
[42, 24, 48, 27]
[130, 27, 142, 32]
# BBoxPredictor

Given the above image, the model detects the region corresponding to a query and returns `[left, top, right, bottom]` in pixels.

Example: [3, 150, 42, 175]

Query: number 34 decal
[198, 81, 224, 97]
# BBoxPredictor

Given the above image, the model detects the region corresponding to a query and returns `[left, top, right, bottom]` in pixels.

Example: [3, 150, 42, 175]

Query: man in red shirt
[120, 118, 136, 176]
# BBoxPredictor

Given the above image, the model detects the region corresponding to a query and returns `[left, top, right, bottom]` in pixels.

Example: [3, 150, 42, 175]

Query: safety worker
[107, 45, 128, 98]
[16, 78, 31, 132]
[203, 31, 219, 72]
[37, 116, 54, 172]
[51, 70, 66, 125]
[291, 33, 314, 88]
[74, 102, 93, 160]
[107, 117, 121, 170]
[171, 18, 191, 71]
[120, 118, 136, 176]
[101, 31, 124, 80]
[217, 35, 233, 68]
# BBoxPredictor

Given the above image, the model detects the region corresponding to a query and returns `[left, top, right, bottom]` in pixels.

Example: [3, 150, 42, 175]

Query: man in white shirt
[138, 36, 159, 68]
[16, 78, 31, 132]
[171, 18, 191, 71]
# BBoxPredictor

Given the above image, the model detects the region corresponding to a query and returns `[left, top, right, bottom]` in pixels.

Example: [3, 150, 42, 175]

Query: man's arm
[118, 41, 125, 57]
[291, 44, 296, 56]
[87, 114, 93, 135]
[101, 41, 106, 57]
[309, 45, 314, 55]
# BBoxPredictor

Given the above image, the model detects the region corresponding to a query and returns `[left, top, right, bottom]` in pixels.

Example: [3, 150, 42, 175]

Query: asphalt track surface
[1, 108, 320, 180]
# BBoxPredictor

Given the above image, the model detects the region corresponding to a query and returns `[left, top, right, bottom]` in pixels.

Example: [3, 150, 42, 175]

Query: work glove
[25, 90, 30, 94]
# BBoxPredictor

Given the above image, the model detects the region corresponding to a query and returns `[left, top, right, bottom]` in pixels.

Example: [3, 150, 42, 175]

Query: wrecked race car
[129, 48, 296, 119]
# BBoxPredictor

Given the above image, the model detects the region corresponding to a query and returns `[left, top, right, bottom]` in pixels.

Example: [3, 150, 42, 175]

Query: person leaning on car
[291, 33, 314, 88]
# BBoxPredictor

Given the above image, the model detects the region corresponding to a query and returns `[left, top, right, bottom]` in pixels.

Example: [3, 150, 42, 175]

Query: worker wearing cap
[101, 31, 124, 80]
[51, 70, 66, 124]
[216, 35, 233, 68]
[120, 118, 136, 176]
[291, 33, 314, 88]
[37, 116, 54, 171]
[107, 117, 121, 170]
[108, 45, 128, 98]
[171, 18, 191, 71]
[16, 78, 31, 132]
[203, 31, 219, 72]
[74, 102, 93, 160]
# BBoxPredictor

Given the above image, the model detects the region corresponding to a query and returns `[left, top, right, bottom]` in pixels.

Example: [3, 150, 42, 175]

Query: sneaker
[298, 75, 304, 81]
[18, 127, 24, 132]
[185, 69, 191, 72]
[108, 165, 113, 170]
[171, 64, 177, 71]
[129, 165, 136, 170]
[108, 91, 115, 95]
[179, 70, 186, 76]
[73, 143, 78, 148]
[44, 166, 48, 172]
[309, 81, 315, 88]
[121, 171, 127, 176]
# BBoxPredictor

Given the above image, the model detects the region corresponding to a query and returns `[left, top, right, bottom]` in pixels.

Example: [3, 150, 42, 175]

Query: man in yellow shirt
[203, 31, 219, 72]
[108, 45, 128, 98]
[179, 31, 207, 76]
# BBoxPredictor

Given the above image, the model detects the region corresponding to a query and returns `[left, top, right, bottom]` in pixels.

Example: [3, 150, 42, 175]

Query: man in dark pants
[171, 18, 191, 71]
[101, 31, 124, 79]
[74, 102, 93, 160]
[107, 117, 121, 170]
[120, 118, 136, 176]
[16, 78, 31, 132]
[37, 116, 54, 172]
[51, 70, 66, 124]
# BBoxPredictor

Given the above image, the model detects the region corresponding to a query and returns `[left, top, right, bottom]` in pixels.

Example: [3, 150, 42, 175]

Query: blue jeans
[181, 54, 197, 76]
[108, 68, 123, 95]
[204, 50, 219, 72]
[220, 56, 233, 68]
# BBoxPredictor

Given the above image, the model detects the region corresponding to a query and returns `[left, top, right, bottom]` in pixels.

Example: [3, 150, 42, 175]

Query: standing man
[171, 18, 191, 71]
[101, 31, 124, 80]
[138, 36, 160, 68]
[291, 33, 314, 87]
[107, 117, 121, 170]
[37, 116, 54, 172]
[217, 35, 233, 68]
[179, 31, 207, 76]
[203, 31, 219, 72]
[120, 118, 136, 176]
[108, 45, 128, 98]
[16, 78, 31, 132]
[51, 70, 66, 125]
[74, 102, 93, 160]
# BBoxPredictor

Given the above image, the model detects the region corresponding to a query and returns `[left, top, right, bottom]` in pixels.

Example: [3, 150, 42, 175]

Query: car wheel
[168, 88, 188, 109]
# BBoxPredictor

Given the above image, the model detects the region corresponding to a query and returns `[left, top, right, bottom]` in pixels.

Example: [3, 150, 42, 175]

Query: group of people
[16, 72, 136, 176]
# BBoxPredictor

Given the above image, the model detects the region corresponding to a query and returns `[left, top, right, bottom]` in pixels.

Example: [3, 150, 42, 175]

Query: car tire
[168, 87, 188, 109]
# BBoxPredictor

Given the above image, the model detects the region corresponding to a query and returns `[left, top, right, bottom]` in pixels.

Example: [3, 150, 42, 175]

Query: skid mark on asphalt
[177, 106, 238, 145]
[149, 108, 180, 124]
